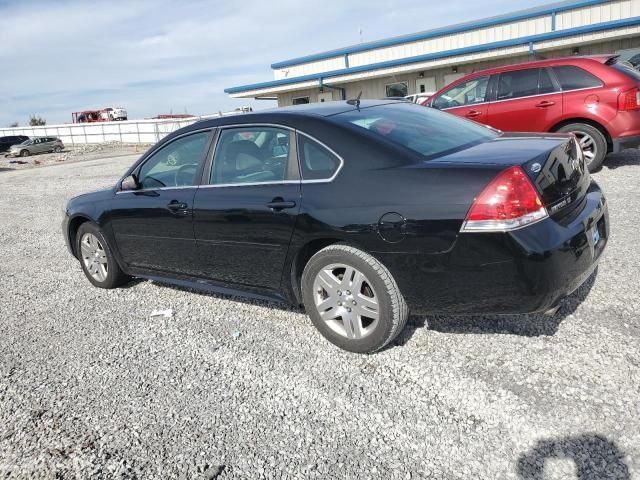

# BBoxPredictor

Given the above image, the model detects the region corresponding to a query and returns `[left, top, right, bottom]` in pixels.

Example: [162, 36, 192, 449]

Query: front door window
[138, 131, 210, 189]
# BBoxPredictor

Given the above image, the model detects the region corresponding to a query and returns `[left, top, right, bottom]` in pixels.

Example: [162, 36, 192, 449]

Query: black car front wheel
[302, 244, 408, 353]
[76, 222, 129, 289]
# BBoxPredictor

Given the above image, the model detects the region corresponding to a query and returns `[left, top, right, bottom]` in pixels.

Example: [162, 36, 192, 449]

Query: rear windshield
[332, 102, 498, 159]
[610, 61, 640, 82]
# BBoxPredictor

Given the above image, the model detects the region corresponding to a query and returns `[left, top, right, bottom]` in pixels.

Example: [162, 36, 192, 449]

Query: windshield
[19, 139, 31, 145]
[332, 102, 498, 159]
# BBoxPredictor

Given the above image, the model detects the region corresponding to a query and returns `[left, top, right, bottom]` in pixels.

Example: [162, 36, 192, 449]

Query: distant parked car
[7, 137, 64, 157]
[101, 107, 128, 121]
[0, 135, 29, 153]
[424, 55, 640, 171]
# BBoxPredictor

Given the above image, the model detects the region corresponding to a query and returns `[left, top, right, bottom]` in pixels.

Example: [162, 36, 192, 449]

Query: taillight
[461, 166, 548, 233]
[618, 87, 640, 110]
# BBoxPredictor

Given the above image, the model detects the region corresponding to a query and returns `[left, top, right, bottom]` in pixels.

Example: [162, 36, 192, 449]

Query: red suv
[423, 55, 640, 171]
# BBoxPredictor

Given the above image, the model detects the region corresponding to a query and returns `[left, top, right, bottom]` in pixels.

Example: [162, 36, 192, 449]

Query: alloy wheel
[572, 131, 597, 165]
[312, 263, 379, 339]
[80, 233, 108, 282]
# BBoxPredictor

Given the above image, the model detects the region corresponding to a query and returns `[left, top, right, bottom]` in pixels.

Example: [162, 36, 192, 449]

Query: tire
[556, 123, 607, 172]
[20, 149, 29, 157]
[53, 146, 62, 153]
[301, 244, 408, 353]
[76, 222, 129, 289]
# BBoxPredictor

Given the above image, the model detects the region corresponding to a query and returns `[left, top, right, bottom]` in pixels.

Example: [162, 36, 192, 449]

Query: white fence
[0, 109, 250, 145]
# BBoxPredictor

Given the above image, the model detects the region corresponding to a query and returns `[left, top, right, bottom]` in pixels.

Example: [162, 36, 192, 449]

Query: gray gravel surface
[0, 151, 639, 479]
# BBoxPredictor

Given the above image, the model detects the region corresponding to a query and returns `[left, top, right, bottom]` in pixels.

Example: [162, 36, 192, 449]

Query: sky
[0, 0, 554, 126]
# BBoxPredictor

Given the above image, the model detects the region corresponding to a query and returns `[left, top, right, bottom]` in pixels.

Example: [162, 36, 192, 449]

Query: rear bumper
[378, 181, 609, 315]
[612, 134, 640, 153]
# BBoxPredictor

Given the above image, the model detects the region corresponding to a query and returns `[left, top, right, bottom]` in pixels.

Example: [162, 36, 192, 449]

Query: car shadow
[394, 268, 597, 345]
[137, 278, 304, 313]
[604, 151, 640, 170]
[516, 434, 630, 479]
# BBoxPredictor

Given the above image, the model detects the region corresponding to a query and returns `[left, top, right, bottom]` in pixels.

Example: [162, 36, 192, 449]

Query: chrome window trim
[296, 130, 345, 183]
[441, 85, 603, 110]
[203, 123, 344, 187]
[198, 180, 300, 189]
[116, 186, 198, 195]
[205, 124, 296, 188]
[118, 123, 346, 192]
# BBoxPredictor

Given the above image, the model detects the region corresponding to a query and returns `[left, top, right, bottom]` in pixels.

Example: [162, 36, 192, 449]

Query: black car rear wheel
[302, 244, 408, 353]
[76, 222, 129, 289]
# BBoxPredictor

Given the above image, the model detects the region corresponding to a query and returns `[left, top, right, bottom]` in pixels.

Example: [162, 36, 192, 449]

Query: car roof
[192, 99, 406, 130]
[266, 99, 400, 117]
[457, 55, 616, 79]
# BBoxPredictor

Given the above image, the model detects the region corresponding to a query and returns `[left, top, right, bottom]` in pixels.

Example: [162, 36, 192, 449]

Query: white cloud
[0, 0, 552, 126]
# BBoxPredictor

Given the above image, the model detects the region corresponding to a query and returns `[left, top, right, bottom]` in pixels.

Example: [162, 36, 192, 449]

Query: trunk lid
[430, 132, 590, 219]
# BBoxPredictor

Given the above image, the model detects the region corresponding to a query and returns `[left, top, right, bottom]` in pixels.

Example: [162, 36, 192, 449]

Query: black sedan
[62, 100, 608, 353]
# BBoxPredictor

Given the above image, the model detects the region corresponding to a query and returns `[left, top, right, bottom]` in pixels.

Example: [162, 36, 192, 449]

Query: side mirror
[120, 174, 140, 191]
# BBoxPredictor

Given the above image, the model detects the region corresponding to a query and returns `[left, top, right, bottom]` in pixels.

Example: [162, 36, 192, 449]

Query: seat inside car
[219, 140, 275, 183]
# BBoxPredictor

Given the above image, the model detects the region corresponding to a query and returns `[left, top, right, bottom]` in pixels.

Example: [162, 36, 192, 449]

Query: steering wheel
[174, 164, 197, 186]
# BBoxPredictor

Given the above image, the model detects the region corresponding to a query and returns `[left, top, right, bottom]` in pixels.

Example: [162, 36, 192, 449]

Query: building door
[416, 77, 436, 95]
[318, 91, 333, 103]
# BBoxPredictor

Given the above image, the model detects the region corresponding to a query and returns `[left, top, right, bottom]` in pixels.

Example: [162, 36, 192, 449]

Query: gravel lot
[0, 150, 639, 479]
[2, 143, 144, 171]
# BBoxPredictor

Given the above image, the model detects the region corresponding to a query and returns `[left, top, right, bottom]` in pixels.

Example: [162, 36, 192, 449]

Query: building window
[292, 96, 310, 105]
[385, 82, 408, 98]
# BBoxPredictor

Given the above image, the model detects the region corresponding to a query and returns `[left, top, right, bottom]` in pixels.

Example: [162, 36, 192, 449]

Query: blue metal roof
[224, 16, 640, 94]
[270, 0, 608, 69]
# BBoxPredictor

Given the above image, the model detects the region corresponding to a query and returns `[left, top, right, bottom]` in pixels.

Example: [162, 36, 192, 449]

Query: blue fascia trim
[225, 16, 640, 94]
[270, 0, 607, 69]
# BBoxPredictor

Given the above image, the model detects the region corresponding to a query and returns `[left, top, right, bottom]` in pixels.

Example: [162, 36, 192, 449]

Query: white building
[225, 0, 640, 105]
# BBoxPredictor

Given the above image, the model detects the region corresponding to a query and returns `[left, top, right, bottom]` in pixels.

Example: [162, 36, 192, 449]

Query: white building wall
[274, 35, 640, 106]
[272, 0, 638, 81]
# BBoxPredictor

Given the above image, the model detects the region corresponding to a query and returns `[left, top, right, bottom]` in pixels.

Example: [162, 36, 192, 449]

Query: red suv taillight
[618, 87, 640, 111]
[461, 166, 548, 233]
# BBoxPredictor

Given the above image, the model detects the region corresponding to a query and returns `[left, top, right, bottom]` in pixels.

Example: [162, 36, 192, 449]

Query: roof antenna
[347, 91, 362, 108]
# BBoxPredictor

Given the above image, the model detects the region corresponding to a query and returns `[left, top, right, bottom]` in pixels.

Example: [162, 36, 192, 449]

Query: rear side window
[552, 66, 602, 90]
[497, 68, 557, 100]
[297, 135, 341, 180]
[335, 102, 498, 159]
